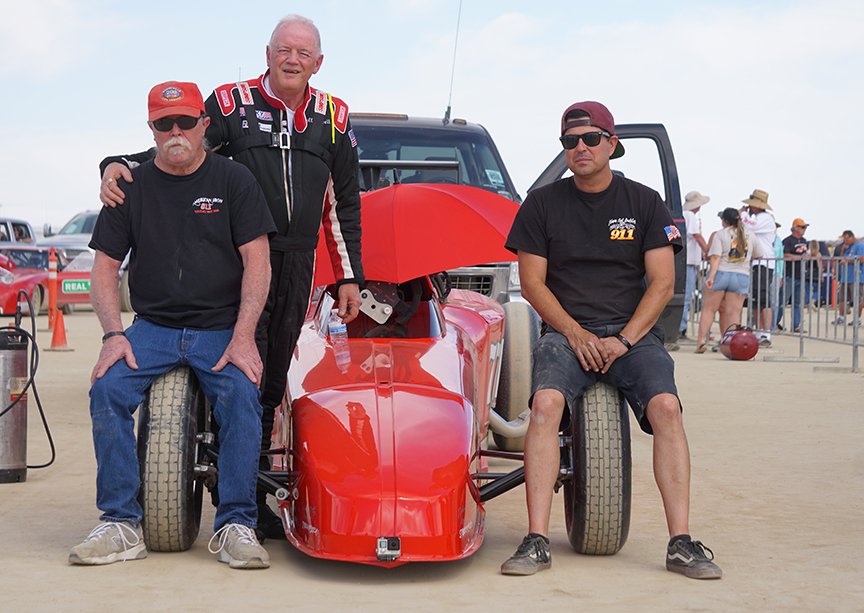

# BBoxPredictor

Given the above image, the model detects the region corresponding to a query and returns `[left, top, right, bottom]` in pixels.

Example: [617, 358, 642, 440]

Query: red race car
[0, 246, 92, 315]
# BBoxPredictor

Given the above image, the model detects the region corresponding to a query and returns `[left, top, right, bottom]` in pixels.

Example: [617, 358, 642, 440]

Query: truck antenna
[443, 0, 463, 125]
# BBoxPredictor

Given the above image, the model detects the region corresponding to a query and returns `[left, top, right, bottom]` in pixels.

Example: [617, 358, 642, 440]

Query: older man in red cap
[502, 101, 721, 580]
[69, 81, 275, 569]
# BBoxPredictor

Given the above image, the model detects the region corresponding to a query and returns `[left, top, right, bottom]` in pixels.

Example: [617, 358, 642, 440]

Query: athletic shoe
[68, 521, 147, 565]
[208, 523, 270, 569]
[500, 534, 551, 575]
[666, 536, 722, 580]
[758, 338, 772, 348]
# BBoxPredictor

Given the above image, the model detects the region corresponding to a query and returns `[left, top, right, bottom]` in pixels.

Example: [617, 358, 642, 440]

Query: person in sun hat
[680, 191, 710, 339]
[777, 218, 812, 333]
[740, 189, 777, 344]
[502, 100, 721, 580]
[70, 81, 275, 569]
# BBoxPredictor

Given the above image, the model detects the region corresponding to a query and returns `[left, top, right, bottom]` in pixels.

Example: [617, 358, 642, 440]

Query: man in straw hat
[740, 188, 777, 345]
[680, 191, 709, 338]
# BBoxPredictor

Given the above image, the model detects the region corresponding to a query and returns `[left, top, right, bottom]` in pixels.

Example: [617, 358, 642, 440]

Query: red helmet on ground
[719, 325, 759, 361]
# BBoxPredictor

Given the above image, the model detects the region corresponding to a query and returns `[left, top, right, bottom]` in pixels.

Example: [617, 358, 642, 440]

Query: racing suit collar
[260, 70, 312, 115]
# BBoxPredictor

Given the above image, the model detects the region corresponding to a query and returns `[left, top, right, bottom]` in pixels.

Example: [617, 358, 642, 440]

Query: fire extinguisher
[0, 328, 29, 482]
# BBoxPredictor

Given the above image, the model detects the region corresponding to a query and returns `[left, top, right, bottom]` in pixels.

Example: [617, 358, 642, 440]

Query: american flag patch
[665, 225, 682, 241]
[348, 129, 357, 147]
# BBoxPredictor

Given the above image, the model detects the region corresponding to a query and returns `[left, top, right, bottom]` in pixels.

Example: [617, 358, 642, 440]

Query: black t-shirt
[782, 234, 809, 280]
[90, 153, 276, 329]
[505, 175, 682, 327]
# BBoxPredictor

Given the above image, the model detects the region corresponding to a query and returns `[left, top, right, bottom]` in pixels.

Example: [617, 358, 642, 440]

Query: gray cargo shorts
[531, 324, 680, 434]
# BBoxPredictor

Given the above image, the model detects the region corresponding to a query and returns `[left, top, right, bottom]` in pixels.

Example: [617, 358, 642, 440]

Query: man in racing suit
[99, 15, 363, 539]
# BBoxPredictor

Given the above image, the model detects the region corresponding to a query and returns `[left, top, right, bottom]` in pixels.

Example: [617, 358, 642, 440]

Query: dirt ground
[2, 311, 862, 612]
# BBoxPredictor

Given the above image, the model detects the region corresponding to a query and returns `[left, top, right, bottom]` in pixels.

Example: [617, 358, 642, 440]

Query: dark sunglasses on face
[559, 131, 611, 149]
[151, 115, 202, 132]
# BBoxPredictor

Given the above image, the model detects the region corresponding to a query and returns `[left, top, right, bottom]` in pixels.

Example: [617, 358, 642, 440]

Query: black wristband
[615, 333, 632, 350]
[102, 331, 126, 343]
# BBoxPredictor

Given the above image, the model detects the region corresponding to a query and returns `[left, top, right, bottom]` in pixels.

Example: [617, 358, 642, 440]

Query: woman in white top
[696, 207, 766, 353]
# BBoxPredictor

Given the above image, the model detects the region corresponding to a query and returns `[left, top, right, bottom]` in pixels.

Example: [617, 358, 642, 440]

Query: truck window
[12, 223, 34, 243]
[610, 138, 667, 204]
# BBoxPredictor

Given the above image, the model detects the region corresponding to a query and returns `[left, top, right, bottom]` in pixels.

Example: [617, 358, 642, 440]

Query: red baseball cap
[147, 81, 206, 121]
[560, 101, 625, 159]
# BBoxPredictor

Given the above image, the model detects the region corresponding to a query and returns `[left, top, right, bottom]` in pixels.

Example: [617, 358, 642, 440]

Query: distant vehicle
[350, 113, 524, 304]
[0, 217, 37, 245]
[42, 210, 132, 311]
[0, 245, 91, 315]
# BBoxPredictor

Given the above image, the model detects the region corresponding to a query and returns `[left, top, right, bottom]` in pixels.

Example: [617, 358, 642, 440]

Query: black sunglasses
[151, 115, 202, 132]
[559, 131, 611, 149]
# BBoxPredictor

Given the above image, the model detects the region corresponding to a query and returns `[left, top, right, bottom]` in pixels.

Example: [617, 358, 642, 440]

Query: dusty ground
[2, 311, 862, 612]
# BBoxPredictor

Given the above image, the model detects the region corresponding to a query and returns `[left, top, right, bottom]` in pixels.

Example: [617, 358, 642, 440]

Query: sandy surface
[2, 310, 862, 612]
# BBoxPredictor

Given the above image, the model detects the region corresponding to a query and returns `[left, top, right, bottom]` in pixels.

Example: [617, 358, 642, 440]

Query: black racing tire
[492, 301, 539, 452]
[119, 269, 133, 313]
[137, 367, 207, 552]
[563, 381, 631, 555]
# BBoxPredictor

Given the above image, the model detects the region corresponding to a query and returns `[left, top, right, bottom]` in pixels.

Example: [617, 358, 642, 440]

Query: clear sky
[1, 0, 861, 240]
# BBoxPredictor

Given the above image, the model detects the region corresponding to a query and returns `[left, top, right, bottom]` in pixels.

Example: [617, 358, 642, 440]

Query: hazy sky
[1, 0, 861, 240]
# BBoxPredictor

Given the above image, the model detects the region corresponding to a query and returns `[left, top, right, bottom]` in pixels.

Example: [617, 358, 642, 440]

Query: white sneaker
[208, 524, 270, 569]
[69, 521, 147, 565]
[834, 316, 846, 325]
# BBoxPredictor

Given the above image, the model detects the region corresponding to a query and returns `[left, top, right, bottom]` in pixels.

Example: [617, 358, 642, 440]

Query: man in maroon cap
[70, 81, 275, 569]
[503, 101, 721, 579]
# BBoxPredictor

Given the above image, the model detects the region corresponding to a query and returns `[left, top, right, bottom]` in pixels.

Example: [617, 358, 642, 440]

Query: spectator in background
[740, 189, 777, 345]
[778, 218, 811, 333]
[835, 230, 864, 325]
[679, 191, 709, 339]
[695, 208, 765, 353]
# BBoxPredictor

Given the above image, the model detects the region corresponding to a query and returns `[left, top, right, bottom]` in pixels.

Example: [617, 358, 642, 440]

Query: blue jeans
[776, 277, 811, 330]
[89, 318, 262, 530]
[680, 264, 698, 333]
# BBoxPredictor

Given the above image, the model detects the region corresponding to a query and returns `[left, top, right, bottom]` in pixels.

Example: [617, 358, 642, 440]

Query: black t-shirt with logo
[505, 174, 682, 327]
[90, 153, 276, 329]
[782, 234, 810, 280]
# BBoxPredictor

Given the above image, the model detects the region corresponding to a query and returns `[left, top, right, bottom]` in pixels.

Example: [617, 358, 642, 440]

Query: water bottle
[328, 309, 350, 373]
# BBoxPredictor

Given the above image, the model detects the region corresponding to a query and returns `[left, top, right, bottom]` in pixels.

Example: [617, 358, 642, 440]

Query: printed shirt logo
[608, 217, 636, 241]
[255, 110, 272, 121]
[665, 225, 682, 241]
[192, 197, 223, 214]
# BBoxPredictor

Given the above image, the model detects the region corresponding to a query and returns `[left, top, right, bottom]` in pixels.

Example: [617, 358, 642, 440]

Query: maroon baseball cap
[147, 81, 206, 121]
[560, 101, 625, 159]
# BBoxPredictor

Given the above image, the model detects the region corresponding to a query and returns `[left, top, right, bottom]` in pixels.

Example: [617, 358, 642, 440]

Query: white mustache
[165, 136, 191, 150]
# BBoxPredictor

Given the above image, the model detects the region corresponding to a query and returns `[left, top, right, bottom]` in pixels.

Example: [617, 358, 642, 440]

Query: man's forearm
[236, 237, 271, 338]
[91, 255, 124, 334]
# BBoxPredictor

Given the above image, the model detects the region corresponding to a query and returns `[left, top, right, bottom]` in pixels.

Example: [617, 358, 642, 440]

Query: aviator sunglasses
[559, 130, 611, 149]
[151, 115, 202, 132]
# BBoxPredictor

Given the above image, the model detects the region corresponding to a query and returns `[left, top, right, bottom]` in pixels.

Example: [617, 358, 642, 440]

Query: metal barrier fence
[682, 256, 861, 371]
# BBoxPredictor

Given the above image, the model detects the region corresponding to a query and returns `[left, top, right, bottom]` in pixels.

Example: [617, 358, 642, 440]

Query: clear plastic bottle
[328, 309, 350, 373]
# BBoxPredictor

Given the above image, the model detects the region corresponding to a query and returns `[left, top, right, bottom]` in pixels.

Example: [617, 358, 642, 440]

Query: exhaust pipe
[487, 408, 530, 439]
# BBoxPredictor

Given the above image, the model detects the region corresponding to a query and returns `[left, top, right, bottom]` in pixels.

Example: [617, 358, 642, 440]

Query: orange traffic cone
[45, 309, 74, 352]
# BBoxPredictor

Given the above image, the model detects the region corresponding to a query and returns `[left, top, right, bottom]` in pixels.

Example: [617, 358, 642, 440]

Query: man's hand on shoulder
[90, 336, 137, 384]
[212, 332, 263, 385]
[100, 162, 133, 207]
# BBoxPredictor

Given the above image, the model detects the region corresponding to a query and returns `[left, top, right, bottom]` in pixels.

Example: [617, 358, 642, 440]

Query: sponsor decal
[314, 91, 327, 115]
[161, 86, 182, 102]
[237, 81, 253, 105]
[241, 120, 249, 129]
[255, 110, 272, 121]
[61, 279, 90, 294]
[258, 123, 272, 133]
[348, 129, 357, 148]
[239, 107, 246, 117]
[664, 225, 682, 241]
[336, 105, 347, 125]
[608, 217, 636, 241]
[192, 196, 223, 214]
[215, 84, 236, 116]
